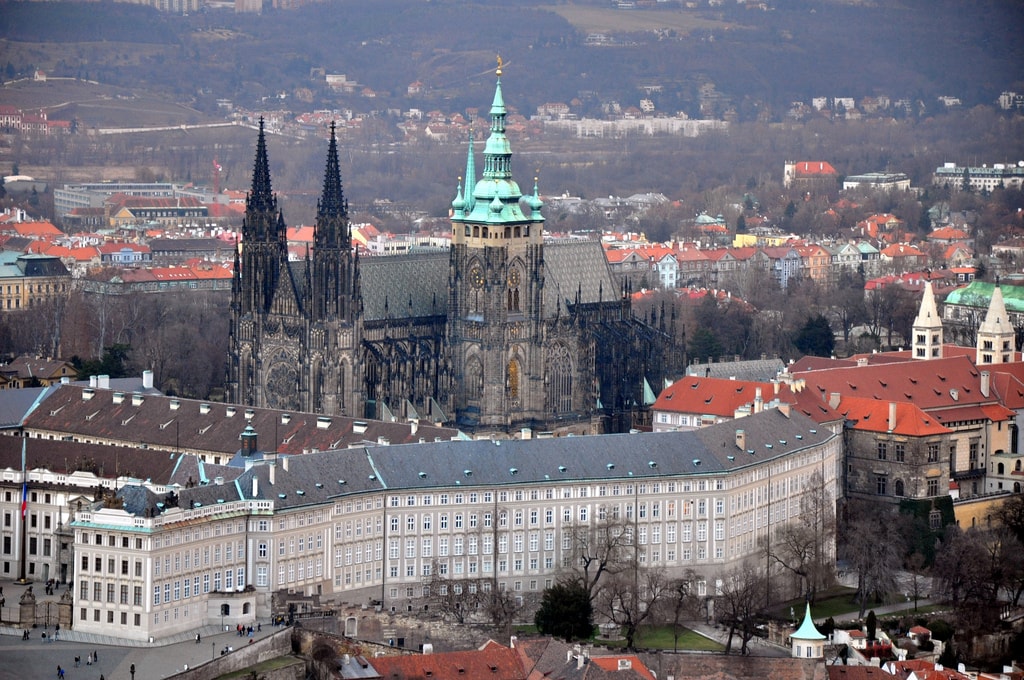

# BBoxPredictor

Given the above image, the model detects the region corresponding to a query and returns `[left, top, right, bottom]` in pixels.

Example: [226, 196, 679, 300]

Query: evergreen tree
[535, 582, 593, 642]
[687, 326, 723, 363]
[866, 610, 877, 640]
[793, 314, 835, 357]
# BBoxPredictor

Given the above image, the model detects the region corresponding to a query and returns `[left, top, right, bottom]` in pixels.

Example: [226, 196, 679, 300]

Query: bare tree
[838, 502, 902, 618]
[425, 564, 480, 624]
[715, 560, 769, 655]
[561, 516, 634, 602]
[761, 470, 835, 602]
[658, 569, 702, 653]
[595, 563, 669, 651]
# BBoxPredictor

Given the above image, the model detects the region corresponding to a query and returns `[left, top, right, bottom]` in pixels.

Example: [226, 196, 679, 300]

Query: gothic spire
[316, 122, 349, 249]
[322, 123, 346, 213]
[247, 117, 276, 215]
[464, 130, 476, 213]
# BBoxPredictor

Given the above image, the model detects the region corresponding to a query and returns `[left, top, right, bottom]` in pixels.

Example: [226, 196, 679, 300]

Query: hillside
[1, 0, 1023, 120]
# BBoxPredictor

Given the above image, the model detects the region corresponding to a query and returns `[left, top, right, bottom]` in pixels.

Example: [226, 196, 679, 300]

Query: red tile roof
[836, 396, 951, 436]
[793, 161, 838, 177]
[588, 655, 657, 679]
[653, 376, 775, 418]
[791, 355, 997, 412]
[371, 640, 526, 680]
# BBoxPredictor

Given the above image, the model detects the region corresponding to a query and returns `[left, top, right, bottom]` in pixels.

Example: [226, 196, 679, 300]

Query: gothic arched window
[546, 344, 573, 415]
[507, 359, 520, 403]
[465, 357, 483, 402]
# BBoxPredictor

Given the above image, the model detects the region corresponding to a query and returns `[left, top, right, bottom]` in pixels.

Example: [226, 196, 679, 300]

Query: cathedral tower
[449, 60, 548, 429]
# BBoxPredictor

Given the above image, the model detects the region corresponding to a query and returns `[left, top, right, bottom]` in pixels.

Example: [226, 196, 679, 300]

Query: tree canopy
[535, 582, 593, 642]
[793, 314, 835, 357]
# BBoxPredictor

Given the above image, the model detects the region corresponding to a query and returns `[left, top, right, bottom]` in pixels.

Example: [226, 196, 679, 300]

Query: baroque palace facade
[227, 68, 680, 433]
[63, 406, 839, 642]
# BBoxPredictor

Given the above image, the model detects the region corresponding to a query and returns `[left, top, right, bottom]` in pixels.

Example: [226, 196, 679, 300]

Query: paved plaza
[0, 578, 277, 680]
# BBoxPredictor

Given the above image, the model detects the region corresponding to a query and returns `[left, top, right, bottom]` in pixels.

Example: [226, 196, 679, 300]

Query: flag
[20, 482, 27, 519]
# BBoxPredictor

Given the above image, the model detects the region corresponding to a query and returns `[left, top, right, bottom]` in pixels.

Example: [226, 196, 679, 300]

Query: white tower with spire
[791, 602, 826, 659]
[912, 280, 943, 360]
[977, 283, 1014, 365]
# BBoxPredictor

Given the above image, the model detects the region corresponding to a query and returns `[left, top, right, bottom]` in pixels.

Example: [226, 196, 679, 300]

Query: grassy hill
[2, 0, 1022, 122]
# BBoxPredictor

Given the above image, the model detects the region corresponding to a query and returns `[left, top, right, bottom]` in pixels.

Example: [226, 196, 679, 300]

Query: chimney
[829, 392, 841, 409]
[240, 425, 258, 457]
[99, 374, 110, 389]
[269, 462, 275, 485]
[521, 427, 532, 440]
[214, 476, 224, 485]
[410, 420, 418, 436]
[281, 455, 289, 472]
[251, 476, 259, 497]
[981, 370, 990, 398]
[754, 387, 764, 414]
[735, 429, 746, 450]
[142, 369, 154, 390]
[90, 375, 97, 388]
[888, 402, 897, 432]
[778, 402, 791, 417]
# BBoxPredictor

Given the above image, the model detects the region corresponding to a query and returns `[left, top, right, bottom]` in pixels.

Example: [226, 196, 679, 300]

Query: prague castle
[227, 67, 681, 433]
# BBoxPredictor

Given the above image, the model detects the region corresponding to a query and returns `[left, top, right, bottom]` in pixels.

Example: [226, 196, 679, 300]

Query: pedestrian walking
[56, 666, 64, 679]
[93, 650, 98, 662]
[257, 622, 261, 632]
[74, 656, 80, 668]
[196, 632, 201, 643]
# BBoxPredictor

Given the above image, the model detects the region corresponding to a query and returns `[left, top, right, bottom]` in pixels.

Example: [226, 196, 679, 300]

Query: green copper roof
[792, 602, 826, 640]
[945, 281, 1024, 314]
[453, 70, 542, 227]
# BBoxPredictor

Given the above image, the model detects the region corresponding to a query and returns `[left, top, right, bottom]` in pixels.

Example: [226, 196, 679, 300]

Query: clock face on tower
[470, 265, 485, 289]
[508, 267, 521, 286]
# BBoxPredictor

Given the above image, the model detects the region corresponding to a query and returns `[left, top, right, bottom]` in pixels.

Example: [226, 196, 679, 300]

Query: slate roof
[514, 638, 656, 680]
[358, 252, 449, 321]
[115, 408, 834, 516]
[543, 240, 620, 317]
[16, 384, 460, 458]
[206, 408, 833, 513]
[686, 357, 785, 382]
[0, 386, 54, 428]
[285, 239, 617, 324]
[0, 434, 180, 485]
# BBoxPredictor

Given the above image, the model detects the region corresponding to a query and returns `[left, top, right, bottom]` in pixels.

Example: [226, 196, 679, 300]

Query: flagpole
[16, 437, 30, 584]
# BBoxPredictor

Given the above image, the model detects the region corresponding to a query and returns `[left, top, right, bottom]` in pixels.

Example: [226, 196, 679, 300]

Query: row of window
[384, 480, 725, 508]
[150, 568, 245, 605]
[80, 608, 142, 627]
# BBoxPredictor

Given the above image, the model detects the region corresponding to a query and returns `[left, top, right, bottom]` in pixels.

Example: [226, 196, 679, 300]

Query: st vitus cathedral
[228, 67, 681, 434]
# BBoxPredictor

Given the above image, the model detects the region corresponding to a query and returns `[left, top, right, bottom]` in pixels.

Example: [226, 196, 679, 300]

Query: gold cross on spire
[496, 55, 503, 76]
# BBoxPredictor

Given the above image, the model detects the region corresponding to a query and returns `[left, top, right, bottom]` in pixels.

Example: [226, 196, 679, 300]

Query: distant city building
[842, 172, 912, 192]
[933, 162, 1024, 192]
[0, 252, 71, 311]
[783, 161, 838, 190]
